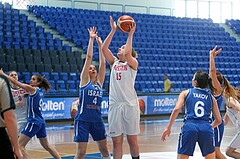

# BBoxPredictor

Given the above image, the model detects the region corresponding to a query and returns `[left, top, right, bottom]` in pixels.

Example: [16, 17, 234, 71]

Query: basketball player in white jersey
[102, 16, 140, 159]
[209, 45, 239, 159]
[9, 71, 28, 135]
[224, 94, 240, 159]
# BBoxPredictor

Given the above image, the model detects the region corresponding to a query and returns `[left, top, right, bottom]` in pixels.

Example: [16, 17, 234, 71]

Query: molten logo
[154, 97, 177, 107]
[41, 100, 65, 111]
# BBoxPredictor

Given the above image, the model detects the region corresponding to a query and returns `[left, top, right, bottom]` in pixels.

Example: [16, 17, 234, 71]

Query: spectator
[164, 74, 172, 92]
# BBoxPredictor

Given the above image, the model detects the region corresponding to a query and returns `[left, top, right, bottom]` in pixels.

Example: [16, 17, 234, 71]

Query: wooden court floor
[26, 117, 236, 159]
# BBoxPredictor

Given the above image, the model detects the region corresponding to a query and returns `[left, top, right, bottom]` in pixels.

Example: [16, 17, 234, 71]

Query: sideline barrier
[42, 93, 180, 120]
[42, 92, 226, 121]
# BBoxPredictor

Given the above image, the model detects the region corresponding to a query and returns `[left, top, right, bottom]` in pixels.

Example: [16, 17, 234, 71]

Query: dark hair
[216, 72, 224, 85]
[194, 70, 216, 93]
[34, 74, 51, 92]
[132, 48, 138, 58]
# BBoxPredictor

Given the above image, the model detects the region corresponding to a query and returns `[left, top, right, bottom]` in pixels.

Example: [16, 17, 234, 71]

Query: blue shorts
[21, 122, 46, 138]
[178, 120, 215, 157]
[74, 120, 107, 142]
[214, 120, 224, 147]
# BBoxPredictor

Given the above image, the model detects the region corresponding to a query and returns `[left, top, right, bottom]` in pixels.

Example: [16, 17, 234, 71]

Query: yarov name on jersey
[193, 93, 208, 99]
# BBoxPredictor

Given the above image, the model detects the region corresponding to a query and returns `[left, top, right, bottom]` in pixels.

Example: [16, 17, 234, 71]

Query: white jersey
[11, 87, 28, 123]
[109, 60, 138, 106]
[226, 97, 240, 129]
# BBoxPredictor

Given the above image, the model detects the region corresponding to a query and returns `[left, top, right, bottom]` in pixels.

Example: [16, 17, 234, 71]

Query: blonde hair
[219, 73, 239, 101]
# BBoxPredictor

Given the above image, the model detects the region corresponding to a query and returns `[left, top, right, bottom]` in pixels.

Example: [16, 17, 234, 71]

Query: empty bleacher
[0, 3, 239, 96]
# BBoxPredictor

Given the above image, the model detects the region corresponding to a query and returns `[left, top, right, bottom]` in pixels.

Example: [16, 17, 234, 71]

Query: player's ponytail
[222, 76, 238, 101]
[207, 76, 216, 94]
[35, 74, 51, 92]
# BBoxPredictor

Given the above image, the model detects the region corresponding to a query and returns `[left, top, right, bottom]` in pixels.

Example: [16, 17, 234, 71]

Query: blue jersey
[212, 93, 225, 147]
[212, 93, 224, 120]
[75, 81, 103, 122]
[184, 88, 213, 121]
[27, 87, 45, 124]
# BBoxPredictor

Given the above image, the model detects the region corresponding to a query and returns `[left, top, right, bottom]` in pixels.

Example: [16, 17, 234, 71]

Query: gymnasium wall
[12, 0, 240, 23]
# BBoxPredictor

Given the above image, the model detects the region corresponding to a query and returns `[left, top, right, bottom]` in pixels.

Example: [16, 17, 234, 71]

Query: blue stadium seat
[21, 72, 31, 82]
[56, 80, 67, 91]
[59, 72, 69, 81]
[66, 80, 77, 91]
[69, 72, 78, 81]
[50, 72, 60, 81]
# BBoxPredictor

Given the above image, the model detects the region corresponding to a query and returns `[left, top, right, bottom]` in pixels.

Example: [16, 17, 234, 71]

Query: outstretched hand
[88, 26, 98, 39]
[210, 45, 222, 57]
[110, 16, 117, 31]
[129, 22, 136, 35]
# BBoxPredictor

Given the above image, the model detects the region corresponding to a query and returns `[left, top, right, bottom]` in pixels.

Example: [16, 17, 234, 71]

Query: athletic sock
[132, 156, 140, 159]
[102, 156, 111, 159]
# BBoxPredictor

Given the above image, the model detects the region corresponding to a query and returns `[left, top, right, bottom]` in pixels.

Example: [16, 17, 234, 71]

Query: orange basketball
[138, 98, 146, 115]
[70, 99, 79, 118]
[117, 15, 135, 33]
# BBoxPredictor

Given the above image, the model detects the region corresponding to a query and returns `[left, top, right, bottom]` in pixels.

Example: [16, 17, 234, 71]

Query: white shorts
[229, 131, 240, 148]
[108, 103, 140, 137]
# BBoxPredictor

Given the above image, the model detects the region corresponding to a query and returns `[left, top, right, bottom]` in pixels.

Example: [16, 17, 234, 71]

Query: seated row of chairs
[226, 19, 240, 34]
[1, 3, 239, 96]
[16, 70, 240, 95]
[28, 5, 214, 25]
[0, 4, 72, 51]
[29, 5, 237, 56]
[0, 48, 83, 58]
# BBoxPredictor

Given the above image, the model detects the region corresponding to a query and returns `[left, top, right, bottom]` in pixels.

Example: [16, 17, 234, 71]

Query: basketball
[70, 99, 79, 118]
[117, 15, 135, 33]
[138, 98, 146, 115]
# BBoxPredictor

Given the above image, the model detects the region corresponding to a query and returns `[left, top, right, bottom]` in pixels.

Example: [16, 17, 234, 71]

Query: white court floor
[27, 118, 236, 159]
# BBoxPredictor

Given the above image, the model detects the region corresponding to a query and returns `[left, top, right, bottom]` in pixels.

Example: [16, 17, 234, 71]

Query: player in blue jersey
[8, 71, 28, 135]
[209, 45, 239, 159]
[161, 70, 222, 159]
[73, 27, 110, 159]
[0, 69, 61, 159]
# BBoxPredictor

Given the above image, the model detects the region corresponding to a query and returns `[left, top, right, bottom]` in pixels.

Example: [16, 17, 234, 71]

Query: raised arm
[0, 69, 35, 94]
[96, 36, 106, 85]
[124, 22, 138, 70]
[80, 27, 97, 86]
[209, 45, 222, 95]
[102, 16, 118, 65]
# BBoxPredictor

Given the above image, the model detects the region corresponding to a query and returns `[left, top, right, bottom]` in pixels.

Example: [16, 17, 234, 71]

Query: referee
[0, 74, 23, 159]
